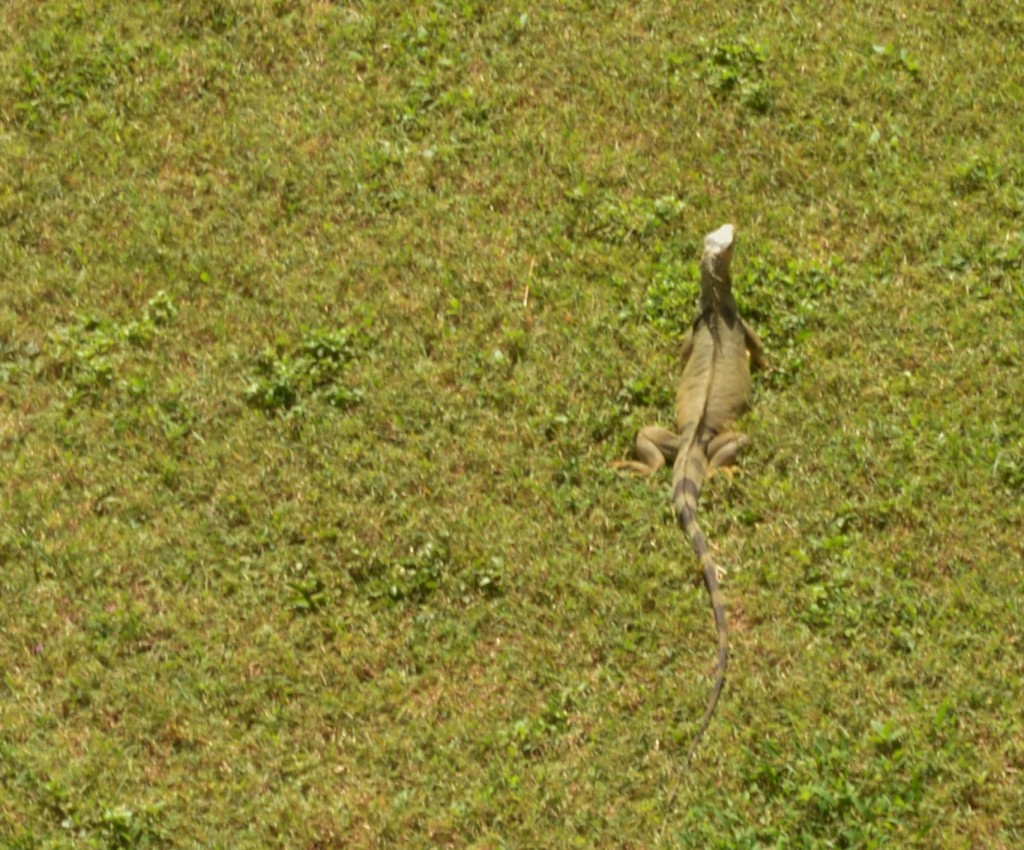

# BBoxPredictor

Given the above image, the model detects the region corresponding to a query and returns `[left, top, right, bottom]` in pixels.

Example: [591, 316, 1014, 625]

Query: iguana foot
[690, 562, 727, 588]
[707, 465, 741, 482]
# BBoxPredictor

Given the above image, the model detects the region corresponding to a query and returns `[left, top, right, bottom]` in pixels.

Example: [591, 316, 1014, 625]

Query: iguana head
[701, 223, 735, 278]
[699, 223, 736, 310]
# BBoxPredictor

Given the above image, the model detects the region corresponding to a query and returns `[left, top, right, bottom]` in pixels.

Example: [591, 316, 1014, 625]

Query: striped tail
[672, 432, 729, 763]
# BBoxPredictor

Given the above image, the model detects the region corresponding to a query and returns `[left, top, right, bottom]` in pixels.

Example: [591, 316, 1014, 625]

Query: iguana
[617, 223, 765, 761]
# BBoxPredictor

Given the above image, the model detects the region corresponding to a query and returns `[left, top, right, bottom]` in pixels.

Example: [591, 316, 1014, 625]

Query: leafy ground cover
[1, 1, 1023, 847]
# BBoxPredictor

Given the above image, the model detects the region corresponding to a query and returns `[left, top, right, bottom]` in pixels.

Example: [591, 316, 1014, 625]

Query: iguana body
[619, 223, 764, 760]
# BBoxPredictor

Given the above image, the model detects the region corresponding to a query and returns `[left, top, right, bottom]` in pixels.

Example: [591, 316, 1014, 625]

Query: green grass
[2, 1, 1023, 847]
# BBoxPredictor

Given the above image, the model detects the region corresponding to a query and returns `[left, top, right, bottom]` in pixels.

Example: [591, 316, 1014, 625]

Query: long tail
[672, 435, 729, 764]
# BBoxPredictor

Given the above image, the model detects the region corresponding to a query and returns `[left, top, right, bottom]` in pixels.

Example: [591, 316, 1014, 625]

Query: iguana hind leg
[701, 430, 749, 582]
[612, 427, 682, 475]
[705, 430, 750, 476]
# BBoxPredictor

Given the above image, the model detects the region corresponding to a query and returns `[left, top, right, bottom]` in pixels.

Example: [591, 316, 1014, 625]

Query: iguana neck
[698, 223, 738, 317]
[698, 264, 738, 317]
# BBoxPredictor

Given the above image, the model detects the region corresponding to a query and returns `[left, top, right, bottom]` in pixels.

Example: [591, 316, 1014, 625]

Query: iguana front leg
[742, 319, 766, 371]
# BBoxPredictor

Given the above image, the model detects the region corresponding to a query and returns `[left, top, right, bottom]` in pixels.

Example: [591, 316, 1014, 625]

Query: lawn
[1, 1, 1023, 847]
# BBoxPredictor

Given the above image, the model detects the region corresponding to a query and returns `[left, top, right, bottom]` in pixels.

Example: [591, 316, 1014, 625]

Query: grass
[2, 1, 1023, 847]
